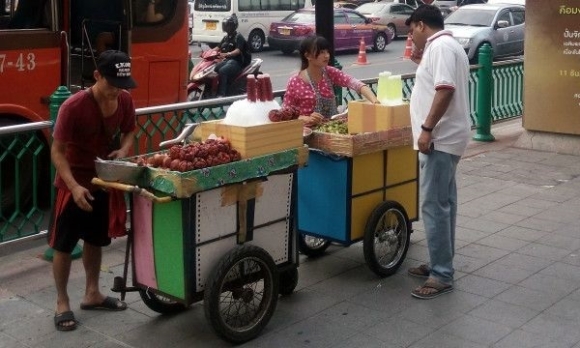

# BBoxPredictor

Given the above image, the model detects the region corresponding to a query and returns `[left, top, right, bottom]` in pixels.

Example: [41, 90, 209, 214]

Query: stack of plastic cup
[385, 74, 403, 105]
[376, 71, 391, 104]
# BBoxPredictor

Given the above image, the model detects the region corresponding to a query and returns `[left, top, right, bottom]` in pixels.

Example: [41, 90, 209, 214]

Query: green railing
[0, 58, 524, 244]
[0, 122, 52, 244]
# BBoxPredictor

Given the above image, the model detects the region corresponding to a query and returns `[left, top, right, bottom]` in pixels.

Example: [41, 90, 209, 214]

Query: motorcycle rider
[213, 14, 251, 98]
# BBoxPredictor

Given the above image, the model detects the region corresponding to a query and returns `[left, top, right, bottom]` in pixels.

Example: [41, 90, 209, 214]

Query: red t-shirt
[52, 89, 136, 191]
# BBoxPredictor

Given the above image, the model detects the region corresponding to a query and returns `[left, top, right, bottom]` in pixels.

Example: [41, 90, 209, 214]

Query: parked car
[355, 1, 415, 38]
[267, 8, 394, 55]
[444, 3, 525, 63]
[487, 0, 524, 5]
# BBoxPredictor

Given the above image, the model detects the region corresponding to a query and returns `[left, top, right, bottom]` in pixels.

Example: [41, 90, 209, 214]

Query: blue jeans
[419, 150, 460, 285]
[214, 59, 242, 96]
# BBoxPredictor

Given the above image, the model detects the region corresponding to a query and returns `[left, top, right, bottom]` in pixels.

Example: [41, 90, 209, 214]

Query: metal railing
[0, 58, 524, 244]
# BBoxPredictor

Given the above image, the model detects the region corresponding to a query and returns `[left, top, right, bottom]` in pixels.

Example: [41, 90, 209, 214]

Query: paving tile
[275, 288, 344, 322]
[515, 217, 566, 233]
[455, 226, 490, 243]
[539, 262, 580, 284]
[453, 254, 491, 274]
[515, 197, 561, 209]
[495, 225, 548, 242]
[495, 285, 564, 311]
[518, 273, 580, 297]
[439, 314, 513, 346]
[454, 274, 513, 298]
[496, 203, 545, 218]
[407, 328, 487, 348]
[457, 244, 511, 263]
[473, 261, 535, 284]
[474, 234, 529, 252]
[492, 329, 572, 348]
[478, 211, 528, 225]
[536, 233, 580, 251]
[295, 253, 361, 289]
[545, 297, 580, 322]
[307, 265, 387, 301]
[0, 333, 31, 348]
[313, 300, 391, 332]
[494, 252, 554, 272]
[458, 217, 510, 235]
[561, 251, 580, 267]
[520, 313, 580, 346]
[363, 315, 435, 348]
[468, 298, 539, 329]
[517, 242, 572, 261]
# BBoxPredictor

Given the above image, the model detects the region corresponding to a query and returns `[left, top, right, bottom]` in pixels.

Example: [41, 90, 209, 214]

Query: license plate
[279, 28, 291, 36]
[205, 21, 217, 30]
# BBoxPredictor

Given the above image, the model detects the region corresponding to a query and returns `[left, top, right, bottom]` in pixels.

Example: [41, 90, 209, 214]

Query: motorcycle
[187, 48, 263, 101]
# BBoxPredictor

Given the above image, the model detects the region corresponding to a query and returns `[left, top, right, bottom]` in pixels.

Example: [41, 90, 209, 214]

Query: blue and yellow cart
[298, 128, 418, 277]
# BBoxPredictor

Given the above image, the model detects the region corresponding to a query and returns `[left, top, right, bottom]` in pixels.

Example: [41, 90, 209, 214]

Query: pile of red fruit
[268, 106, 301, 122]
[136, 138, 241, 172]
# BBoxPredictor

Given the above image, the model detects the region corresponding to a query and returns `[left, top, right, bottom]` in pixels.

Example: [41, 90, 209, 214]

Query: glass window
[496, 10, 511, 26]
[133, 0, 178, 25]
[334, 12, 347, 24]
[1, 0, 51, 30]
[511, 9, 524, 25]
[346, 11, 366, 25]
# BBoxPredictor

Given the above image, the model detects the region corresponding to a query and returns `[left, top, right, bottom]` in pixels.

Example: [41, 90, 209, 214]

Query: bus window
[194, 0, 230, 12]
[1, 0, 51, 30]
[133, 0, 177, 25]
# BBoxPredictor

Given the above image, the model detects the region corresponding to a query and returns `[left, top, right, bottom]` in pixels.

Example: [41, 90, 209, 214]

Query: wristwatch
[421, 124, 433, 132]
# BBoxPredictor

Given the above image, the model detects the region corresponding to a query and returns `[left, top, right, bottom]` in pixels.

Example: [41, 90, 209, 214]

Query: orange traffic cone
[354, 38, 368, 65]
[403, 33, 413, 59]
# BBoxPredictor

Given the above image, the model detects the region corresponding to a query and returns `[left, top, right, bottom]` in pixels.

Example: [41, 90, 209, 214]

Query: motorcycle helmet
[222, 14, 238, 35]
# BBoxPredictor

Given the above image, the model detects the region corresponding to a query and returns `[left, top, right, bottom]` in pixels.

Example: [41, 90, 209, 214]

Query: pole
[473, 43, 495, 142]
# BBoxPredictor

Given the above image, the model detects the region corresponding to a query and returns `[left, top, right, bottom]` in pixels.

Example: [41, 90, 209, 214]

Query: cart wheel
[278, 267, 298, 296]
[139, 289, 188, 314]
[363, 201, 410, 278]
[204, 245, 279, 344]
[298, 234, 331, 257]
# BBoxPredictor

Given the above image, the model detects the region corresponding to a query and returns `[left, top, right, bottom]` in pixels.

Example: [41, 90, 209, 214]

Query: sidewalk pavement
[2, 119, 580, 348]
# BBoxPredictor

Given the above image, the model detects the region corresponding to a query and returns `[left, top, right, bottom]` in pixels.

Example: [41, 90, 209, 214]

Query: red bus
[0, 0, 189, 217]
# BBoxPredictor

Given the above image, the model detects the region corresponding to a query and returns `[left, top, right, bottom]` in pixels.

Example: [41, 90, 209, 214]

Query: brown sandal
[408, 264, 430, 278]
[411, 279, 453, 300]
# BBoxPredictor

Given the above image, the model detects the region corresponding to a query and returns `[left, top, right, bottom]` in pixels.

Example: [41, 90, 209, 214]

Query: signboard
[523, 1, 580, 134]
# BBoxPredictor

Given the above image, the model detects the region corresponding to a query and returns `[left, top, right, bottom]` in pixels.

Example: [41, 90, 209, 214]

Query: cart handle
[159, 123, 199, 148]
[91, 178, 173, 203]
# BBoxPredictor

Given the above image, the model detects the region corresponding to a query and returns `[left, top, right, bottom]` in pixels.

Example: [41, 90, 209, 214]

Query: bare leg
[53, 250, 75, 328]
[82, 242, 105, 304]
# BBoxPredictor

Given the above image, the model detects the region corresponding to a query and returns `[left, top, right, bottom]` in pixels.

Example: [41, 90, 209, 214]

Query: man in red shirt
[49, 50, 137, 331]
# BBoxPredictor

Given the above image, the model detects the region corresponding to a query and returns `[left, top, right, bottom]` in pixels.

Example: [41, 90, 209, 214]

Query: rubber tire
[187, 88, 204, 101]
[363, 201, 410, 278]
[298, 233, 331, 257]
[373, 32, 388, 52]
[387, 24, 397, 39]
[139, 289, 188, 314]
[278, 267, 298, 296]
[204, 245, 279, 344]
[248, 29, 265, 52]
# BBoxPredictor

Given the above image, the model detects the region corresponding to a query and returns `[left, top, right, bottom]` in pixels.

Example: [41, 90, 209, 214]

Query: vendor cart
[93, 124, 307, 344]
[298, 127, 418, 277]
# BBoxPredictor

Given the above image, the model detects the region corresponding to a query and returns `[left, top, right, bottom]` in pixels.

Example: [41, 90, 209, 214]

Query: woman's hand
[299, 112, 324, 128]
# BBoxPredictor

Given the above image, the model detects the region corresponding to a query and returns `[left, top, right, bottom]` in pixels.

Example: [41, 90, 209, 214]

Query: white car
[445, 3, 525, 63]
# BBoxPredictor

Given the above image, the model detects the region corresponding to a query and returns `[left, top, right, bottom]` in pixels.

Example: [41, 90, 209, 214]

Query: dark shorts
[48, 189, 111, 253]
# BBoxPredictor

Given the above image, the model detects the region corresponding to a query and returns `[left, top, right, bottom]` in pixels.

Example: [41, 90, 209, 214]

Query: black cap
[97, 50, 137, 89]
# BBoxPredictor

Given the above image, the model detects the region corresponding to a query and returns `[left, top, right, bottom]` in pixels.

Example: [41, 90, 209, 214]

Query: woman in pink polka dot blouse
[282, 35, 379, 128]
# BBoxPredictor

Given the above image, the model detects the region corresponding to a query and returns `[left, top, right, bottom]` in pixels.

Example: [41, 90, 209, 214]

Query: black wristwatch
[421, 124, 433, 132]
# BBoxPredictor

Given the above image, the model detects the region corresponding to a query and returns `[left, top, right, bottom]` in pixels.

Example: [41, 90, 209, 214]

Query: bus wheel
[248, 30, 265, 52]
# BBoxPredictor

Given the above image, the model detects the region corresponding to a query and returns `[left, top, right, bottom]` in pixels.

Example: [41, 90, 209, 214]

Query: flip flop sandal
[54, 311, 77, 331]
[80, 296, 127, 311]
[411, 279, 453, 300]
[408, 264, 430, 278]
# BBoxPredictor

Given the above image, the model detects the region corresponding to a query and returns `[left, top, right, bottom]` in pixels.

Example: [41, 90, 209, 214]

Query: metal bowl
[94, 159, 146, 185]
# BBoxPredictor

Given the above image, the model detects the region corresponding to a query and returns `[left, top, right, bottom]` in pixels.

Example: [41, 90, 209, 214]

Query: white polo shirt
[409, 30, 471, 157]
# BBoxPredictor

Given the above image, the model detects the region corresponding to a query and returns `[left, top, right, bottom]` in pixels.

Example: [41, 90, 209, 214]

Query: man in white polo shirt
[405, 5, 471, 299]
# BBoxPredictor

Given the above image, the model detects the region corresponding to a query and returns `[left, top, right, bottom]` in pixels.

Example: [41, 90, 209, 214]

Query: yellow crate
[348, 100, 410, 134]
[200, 120, 303, 158]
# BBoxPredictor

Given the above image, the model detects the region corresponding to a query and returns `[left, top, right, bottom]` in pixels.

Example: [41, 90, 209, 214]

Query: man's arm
[417, 88, 454, 154]
[51, 139, 94, 211]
